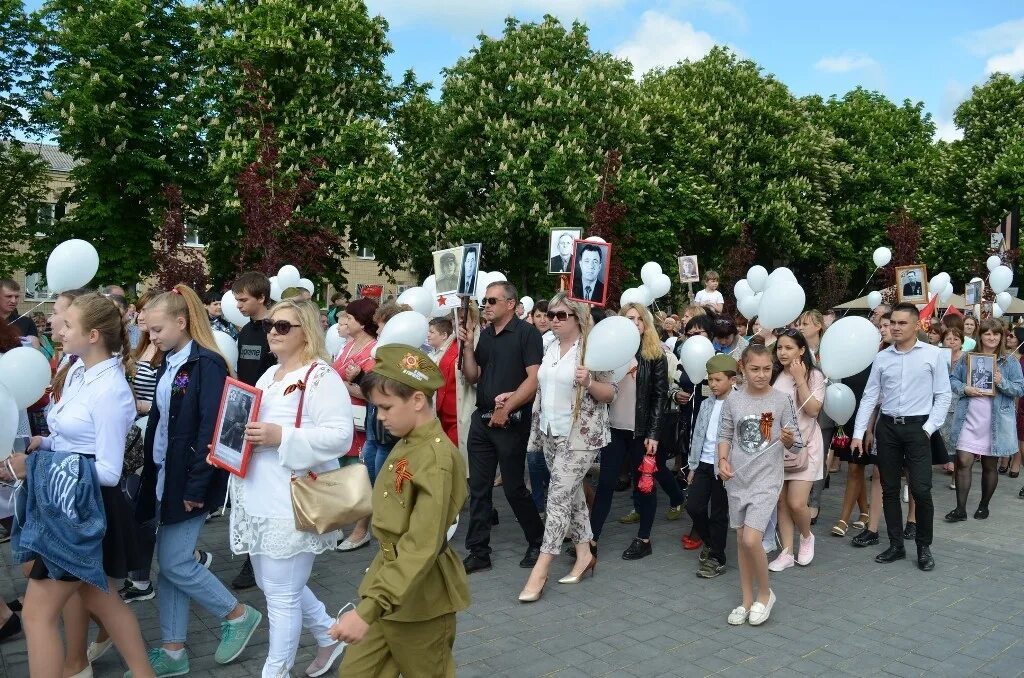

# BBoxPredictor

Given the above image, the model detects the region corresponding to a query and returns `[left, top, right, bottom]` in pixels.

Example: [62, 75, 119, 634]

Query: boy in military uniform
[330, 344, 469, 677]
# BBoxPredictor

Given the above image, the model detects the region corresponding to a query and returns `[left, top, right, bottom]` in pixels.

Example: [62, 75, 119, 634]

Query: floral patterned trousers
[539, 432, 599, 555]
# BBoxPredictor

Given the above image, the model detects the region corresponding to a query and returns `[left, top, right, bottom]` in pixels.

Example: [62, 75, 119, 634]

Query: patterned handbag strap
[294, 362, 320, 429]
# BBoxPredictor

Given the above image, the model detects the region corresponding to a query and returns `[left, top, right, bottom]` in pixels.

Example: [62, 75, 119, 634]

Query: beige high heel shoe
[517, 577, 548, 603]
[558, 554, 597, 584]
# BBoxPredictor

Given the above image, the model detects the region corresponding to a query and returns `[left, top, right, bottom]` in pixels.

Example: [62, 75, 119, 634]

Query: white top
[542, 330, 557, 352]
[537, 339, 579, 437]
[853, 340, 952, 438]
[694, 289, 724, 307]
[153, 342, 192, 500]
[664, 336, 678, 353]
[230, 360, 354, 558]
[700, 398, 724, 464]
[40, 356, 134, 487]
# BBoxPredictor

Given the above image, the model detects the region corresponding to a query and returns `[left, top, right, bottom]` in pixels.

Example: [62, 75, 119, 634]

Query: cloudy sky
[364, 0, 1024, 141]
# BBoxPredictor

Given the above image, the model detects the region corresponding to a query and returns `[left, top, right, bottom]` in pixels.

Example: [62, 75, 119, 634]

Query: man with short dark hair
[458, 281, 545, 573]
[0, 279, 37, 340]
[571, 245, 605, 302]
[851, 302, 950, 571]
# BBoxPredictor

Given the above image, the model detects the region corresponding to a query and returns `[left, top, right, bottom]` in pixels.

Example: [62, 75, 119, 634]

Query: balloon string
[840, 267, 880, 319]
[13, 301, 47, 323]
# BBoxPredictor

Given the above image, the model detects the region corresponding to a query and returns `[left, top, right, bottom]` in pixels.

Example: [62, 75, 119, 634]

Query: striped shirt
[133, 360, 158, 405]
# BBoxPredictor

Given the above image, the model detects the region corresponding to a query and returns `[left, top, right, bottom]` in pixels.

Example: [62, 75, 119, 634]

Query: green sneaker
[124, 647, 190, 678]
[619, 510, 640, 524]
[697, 557, 726, 579]
[698, 544, 711, 564]
[666, 504, 684, 521]
[215, 604, 263, 664]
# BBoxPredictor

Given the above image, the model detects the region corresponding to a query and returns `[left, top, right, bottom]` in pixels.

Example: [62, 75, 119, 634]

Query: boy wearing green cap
[686, 353, 737, 578]
[329, 344, 469, 677]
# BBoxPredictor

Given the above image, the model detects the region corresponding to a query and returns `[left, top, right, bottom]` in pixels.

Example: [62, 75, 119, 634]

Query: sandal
[851, 513, 869, 530]
[831, 520, 849, 537]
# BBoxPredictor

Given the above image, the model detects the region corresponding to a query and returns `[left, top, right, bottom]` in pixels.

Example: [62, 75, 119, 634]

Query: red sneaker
[681, 534, 703, 550]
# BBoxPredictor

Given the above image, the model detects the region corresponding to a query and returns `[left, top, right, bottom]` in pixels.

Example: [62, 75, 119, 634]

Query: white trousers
[250, 552, 335, 678]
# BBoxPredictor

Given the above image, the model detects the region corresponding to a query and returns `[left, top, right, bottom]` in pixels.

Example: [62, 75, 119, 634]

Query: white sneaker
[727, 606, 749, 625]
[949, 480, 956, 490]
[768, 549, 795, 572]
[749, 589, 776, 626]
[87, 637, 112, 661]
[68, 665, 94, 678]
[902, 483, 909, 503]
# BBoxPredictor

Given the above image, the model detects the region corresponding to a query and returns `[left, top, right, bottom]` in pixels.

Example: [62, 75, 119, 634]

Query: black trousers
[465, 411, 544, 558]
[875, 416, 933, 548]
[686, 462, 729, 564]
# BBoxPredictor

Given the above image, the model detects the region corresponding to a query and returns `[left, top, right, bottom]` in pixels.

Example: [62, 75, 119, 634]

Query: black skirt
[29, 485, 144, 583]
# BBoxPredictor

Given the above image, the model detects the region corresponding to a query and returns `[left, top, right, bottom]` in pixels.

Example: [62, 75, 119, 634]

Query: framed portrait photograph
[568, 239, 612, 307]
[548, 229, 582, 274]
[458, 243, 481, 296]
[678, 255, 700, 283]
[895, 264, 928, 305]
[967, 352, 996, 396]
[207, 378, 263, 477]
[432, 246, 464, 296]
[965, 280, 983, 306]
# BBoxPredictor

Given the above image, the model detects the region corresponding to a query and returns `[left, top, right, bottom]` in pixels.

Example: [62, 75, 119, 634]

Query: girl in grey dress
[718, 343, 800, 627]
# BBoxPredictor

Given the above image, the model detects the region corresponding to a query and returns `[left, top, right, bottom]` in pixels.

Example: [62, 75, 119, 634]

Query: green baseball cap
[372, 344, 445, 394]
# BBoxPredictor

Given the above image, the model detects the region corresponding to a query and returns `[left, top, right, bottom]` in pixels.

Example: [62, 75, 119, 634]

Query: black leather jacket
[632, 351, 668, 441]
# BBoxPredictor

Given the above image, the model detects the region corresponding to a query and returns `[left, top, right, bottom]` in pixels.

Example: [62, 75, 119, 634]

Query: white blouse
[39, 356, 134, 487]
[229, 360, 354, 559]
[537, 340, 580, 437]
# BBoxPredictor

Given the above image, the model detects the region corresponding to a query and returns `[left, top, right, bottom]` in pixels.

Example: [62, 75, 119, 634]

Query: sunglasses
[546, 311, 576, 321]
[261, 319, 302, 335]
[774, 328, 801, 338]
[482, 297, 509, 306]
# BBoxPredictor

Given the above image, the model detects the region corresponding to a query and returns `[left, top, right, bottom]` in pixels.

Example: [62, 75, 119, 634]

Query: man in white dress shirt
[850, 303, 950, 572]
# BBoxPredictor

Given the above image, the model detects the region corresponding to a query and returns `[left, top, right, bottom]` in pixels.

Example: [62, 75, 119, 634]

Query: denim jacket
[949, 354, 1024, 457]
[11, 451, 108, 590]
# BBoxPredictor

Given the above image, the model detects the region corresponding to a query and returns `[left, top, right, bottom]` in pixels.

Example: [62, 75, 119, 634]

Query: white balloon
[747, 265, 769, 292]
[584, 236, 606, 243]
[640, 262, 663, 286]
[220, 290, 249, 328]
[277, 265, 301, 289]
[872, 247, 892, 268]
[584, 316, 641, 371]
[325, 324, 347, 357]
[46, 239, 99, 293]
[993, 304, 1005, 318]
[376, 311, 428, 349]
[269, 276, 283, 302]
[489, 272, 507, 282]
[520, 296, 535, 316]
[867, 291, 883, 311]
[474, 271, 489, 305]
[0, 387, 17, 460]
[397, 286, 433, 317]
[649, 273, 671, 298]
[964, 337, 977, 352]
[610, 362, 632, 384]
[996, 292, 1013, 311]
[928, 275, 947, 296]
[0, 346, 51, 409]
[931, 272, 951, 295]
[213, 330, 238, 372]
[819, 317, 881, 380]
[757, 282, 806, 330]
[823, 383, 857, 425]
[297, 278, 315, 295]
[637, 284, 655, 306]
[987, 255, 1002, 272]
[620, 288, 644, 307]
[734, 279, 754, 301]
[422, 274, 436, 291]
[940, 285, 954, 303]
[678, 335, 715, 384]
[990, 265, 1013, 294]
[737, 292, 761, 320]
[765, 267, 797, 289]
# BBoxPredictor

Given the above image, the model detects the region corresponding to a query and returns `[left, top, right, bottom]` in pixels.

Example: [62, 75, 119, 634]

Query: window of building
[184, 221, 203, 247]
[356, 245, 375, 260]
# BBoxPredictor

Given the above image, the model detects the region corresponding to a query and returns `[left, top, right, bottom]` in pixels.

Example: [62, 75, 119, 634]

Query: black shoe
[851, 529, 879, 547]
[519, 545, 541, 568]
[491, 509, 499, 526]
[121, 582, 155, 603]
[944, 508, 968, 522]
[917, 545, 935, 571]
[5, 599, 22, 612]
[463, 554, 492, 574]
[999, 465, 1008, 474]
[0, 613, 21, 643]
[231, 558, 257, 590]
[974, 505, 990, 519]
[622, 538, 652, 561]
[903, 522, 917, 541]
[195, 549, 214, 569]
[565, 541, 597, 561]
[1019, 486, 1024, 499]
[875, 544, 907, 563]
[615, 476, 631, 492]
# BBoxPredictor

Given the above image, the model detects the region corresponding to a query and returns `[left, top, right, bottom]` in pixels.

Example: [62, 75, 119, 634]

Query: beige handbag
[289, 364, 373, 534]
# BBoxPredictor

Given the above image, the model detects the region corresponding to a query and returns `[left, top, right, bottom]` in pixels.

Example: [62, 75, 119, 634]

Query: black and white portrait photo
[209, 379, 262, 476]
[548, 229, 582, 274]
[458, 243, 481, 296]
[895, 264, 928, 305]
[965, 280, 983, 306]
[432, 246, 464, 296]
[968, 353, 995, 396]
[678, 255, 700, 284]
[568, 240, 611, 307]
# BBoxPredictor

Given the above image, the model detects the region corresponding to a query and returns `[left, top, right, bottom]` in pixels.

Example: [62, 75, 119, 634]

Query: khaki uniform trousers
[337, 613, 456, 677]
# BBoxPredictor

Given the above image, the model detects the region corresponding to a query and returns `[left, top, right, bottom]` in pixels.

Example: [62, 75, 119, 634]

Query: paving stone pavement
[4, 465, 1024, 677]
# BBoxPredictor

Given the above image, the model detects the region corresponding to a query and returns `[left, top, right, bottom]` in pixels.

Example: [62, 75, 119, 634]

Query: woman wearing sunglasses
[230, 300, 353, 677]
[517, 294, 614, 601]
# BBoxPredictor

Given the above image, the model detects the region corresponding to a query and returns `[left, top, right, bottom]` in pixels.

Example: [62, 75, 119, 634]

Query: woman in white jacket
[229, 299, 354, 678]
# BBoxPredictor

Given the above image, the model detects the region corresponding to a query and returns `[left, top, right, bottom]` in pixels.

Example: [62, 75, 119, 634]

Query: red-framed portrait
[567, 239, 612, 307]
[207, 378, 263, 477]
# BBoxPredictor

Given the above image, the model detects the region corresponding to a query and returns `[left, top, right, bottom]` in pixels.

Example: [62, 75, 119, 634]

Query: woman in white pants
[229, 299, 354, 677]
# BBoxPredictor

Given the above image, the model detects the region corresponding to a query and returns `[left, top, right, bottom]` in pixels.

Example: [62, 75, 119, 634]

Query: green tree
[398, 16, 639, 294]
[28, 0, 203, 287]
[198, 0, 419, 291]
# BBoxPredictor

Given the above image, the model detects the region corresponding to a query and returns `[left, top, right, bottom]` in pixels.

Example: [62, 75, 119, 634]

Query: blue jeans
[157, 510, 238, 643]
[364, 440, 394, 485]
[527, 450, 550, 511]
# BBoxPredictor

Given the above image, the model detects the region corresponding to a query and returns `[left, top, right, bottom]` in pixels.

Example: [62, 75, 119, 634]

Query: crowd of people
[0, 263, 1022, 676]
